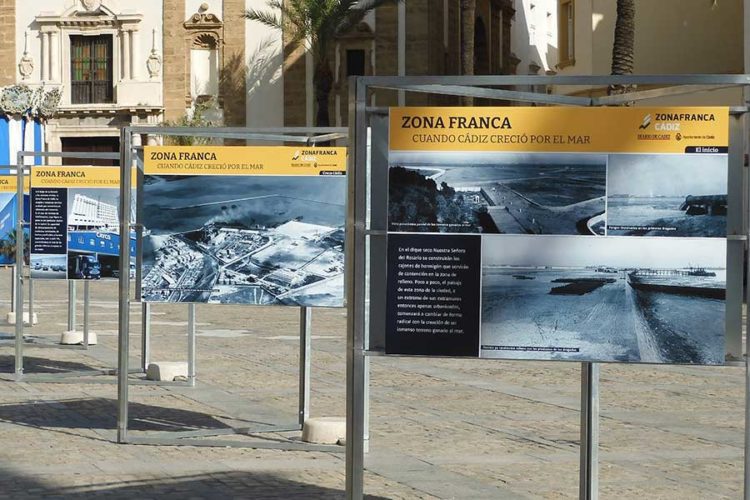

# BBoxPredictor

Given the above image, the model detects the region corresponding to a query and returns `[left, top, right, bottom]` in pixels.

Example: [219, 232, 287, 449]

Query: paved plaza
[0, 268, 745, 498]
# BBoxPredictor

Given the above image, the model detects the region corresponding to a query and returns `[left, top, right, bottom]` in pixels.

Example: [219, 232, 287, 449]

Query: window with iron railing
[70, 35, 113, 104]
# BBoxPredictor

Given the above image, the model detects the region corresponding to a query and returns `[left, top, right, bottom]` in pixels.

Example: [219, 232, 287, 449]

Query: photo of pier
[480, 235, 726, 364]
[606, 153, 727, 237]
[388, 151, 607, 235]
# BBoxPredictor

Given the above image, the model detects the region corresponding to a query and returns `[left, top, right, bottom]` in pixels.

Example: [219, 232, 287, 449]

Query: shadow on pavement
[0, 354, 105, 374]
[0, 397, 233, 432]
[0, 467, 390, 499]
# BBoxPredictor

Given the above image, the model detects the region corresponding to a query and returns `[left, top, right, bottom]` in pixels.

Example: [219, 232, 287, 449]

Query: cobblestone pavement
[0, 269, 745, 498]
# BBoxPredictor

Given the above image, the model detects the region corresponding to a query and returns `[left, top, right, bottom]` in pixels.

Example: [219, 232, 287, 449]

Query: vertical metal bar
[14, 156, 25, 378]
[141, 302, 151, 372]
[299, 307, 312, 427]
[67, 280, 76, 331]
[187, 303, 196, 387]
[27, 275, 33, 327]
[83, 280, 90, 348]
[579, 361, 600, 500]
[727, 113, 745, 360]
[116, 127, 133, 443]
[345, 76, 367, 500]
[10, 266, 14, 313]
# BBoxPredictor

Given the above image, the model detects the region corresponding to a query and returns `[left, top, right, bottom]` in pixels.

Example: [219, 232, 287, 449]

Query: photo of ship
[606, 153, 727, 237]
[480, 235, 726, 364]
[140, 174, 345, 306]
[388, 151, 606, 235]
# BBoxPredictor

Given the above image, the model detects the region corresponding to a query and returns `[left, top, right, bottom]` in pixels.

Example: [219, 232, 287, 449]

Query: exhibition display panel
[343, 74, 750, 500]
[116, 127, 349, 451]
[30, 166, 136, 281]
[385, 106, 731, 365]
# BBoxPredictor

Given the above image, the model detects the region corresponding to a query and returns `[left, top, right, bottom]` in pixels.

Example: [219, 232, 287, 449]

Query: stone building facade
[0, 0, 522, 157]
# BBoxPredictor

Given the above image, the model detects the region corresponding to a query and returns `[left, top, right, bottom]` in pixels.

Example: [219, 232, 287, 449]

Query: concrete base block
[302, 417, 346, 445]
[60, 330, 98, 345]
[146, 362, 188, 382]
[6, 312, 38, 326]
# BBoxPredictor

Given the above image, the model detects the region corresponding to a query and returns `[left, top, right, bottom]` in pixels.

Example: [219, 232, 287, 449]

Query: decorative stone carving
[0, 85, 61, 118]
[18, 32, 33, 80]
[0, 85, 33, 115]
[81, 0, 102, 12]
[37, 87, 62, 118]
[184, 12, 223, 30]
[146, 29, 162, 79]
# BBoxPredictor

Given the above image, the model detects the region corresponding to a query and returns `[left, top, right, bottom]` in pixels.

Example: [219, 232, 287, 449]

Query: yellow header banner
[389, 106, 729, 154]
[143, 146, 347, 176]
[0, 174, 29, 192]
[30, 167, 136, 189]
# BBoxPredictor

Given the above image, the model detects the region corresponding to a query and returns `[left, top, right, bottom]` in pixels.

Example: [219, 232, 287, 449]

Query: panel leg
[83, 280, 90, 348]
[299, 307, 312, 426]
[141, 302, 151, 373]
[188, 303, 196, 387]
[579, 361, 600, 500]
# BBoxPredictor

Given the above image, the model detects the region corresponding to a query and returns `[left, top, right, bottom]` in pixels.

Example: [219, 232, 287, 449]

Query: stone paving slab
[0, 270, 745, 498]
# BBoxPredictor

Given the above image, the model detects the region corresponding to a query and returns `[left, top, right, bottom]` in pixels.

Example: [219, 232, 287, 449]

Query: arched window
[191, 33, 220, 102]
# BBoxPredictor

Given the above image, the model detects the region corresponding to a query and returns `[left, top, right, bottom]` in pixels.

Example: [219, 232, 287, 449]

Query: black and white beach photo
[141, 175, 345, 306]
[480, 235, 726, 364]
[388, 151, 606, 235]
[606, 153, 727, 237]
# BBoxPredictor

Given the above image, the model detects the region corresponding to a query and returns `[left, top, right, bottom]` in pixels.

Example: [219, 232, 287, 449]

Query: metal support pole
[83, 280, 90, 348]
[141, 302, 151, 372]
[67, 280, 76, 332]
[579, 362, 600, 500]
[27, 275, 33, 327]
[14, 158, 24, 378]
[345, 77, 367, 500]
[9, 266, 14, 313]
[117, 128, 133, 443]
[299, 307, 312, 426]
[187, 303, 196, 387]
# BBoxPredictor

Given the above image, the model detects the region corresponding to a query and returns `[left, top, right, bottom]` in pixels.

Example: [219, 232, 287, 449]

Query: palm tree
[460, 0, 476, 106]
[0, 229, 30, 265]
[609, 0, 635, 96]
[245, 0, 399, 127]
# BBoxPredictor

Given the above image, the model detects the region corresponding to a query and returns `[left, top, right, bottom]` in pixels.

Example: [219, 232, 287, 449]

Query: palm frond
[243, 8, 282, 30]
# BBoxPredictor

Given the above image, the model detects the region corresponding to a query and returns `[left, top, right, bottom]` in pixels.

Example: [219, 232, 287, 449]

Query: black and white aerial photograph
[606, 153, 727, 237]
[388, 151, 607, 235]
[141, 174, 345, 307]
[480, 235, 726, 364]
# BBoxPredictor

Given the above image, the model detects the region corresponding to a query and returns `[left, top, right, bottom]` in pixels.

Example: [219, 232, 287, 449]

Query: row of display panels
[4, 105, 737, 366]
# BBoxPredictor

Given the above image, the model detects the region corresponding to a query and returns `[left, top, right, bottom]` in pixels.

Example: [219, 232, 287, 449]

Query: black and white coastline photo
[480, 235, 726, 364]
[388, 151, 606, 235]
[606, 153, 727, 237]
[141, 175, 345, 306]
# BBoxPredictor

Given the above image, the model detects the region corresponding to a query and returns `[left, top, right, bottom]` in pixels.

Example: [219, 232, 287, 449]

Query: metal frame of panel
[345, 74, 750, 500]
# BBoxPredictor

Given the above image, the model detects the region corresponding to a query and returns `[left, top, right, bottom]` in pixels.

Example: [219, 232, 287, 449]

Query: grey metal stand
[141, 302, 151, 372]
[345, 74, 750, 500]
[299, 307, 312, 426]
[580, 362, 600, 500]
[187, 303, 196, 387]
[116, 126, 347, 450]
[67, 281, 76, 333]
[9, 266, 14, 313]
[4, 150, 141, 383]
[83, 281, 90, 348]
[27, 274, 33, 327]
